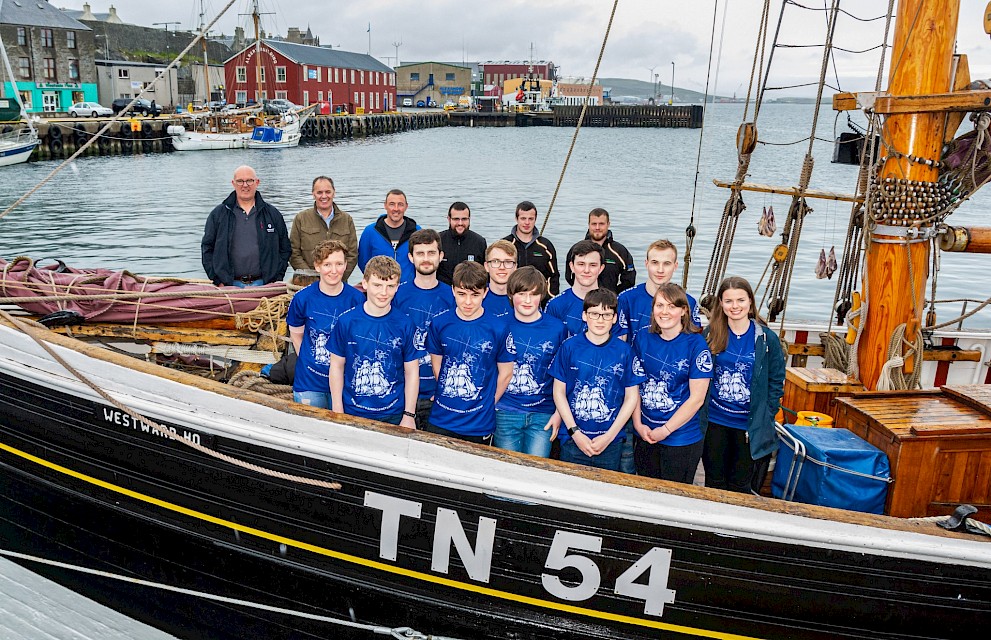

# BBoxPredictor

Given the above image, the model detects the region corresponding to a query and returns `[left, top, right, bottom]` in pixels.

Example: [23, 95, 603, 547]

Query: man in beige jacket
[290, 176, 358, 281]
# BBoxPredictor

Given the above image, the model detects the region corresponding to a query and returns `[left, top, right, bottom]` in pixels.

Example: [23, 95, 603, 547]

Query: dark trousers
[423, 422, 493, 446]
[634, 438, 704, 485]
[702, 422, 770, 494]
[414, 397, 433, 431]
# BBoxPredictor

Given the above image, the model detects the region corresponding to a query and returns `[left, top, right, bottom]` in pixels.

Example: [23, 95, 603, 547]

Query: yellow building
[395, 62, 471, 107]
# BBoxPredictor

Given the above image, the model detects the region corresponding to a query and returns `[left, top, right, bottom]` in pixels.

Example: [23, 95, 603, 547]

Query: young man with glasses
[483, 239, 518, 321]
[201, 165, 291, 287]
[550, 288, 644, 471]
[437, 201, 487, 286]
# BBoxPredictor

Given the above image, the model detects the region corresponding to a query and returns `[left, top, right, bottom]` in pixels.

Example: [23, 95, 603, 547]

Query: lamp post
[670, 61, 675, 105]
[654, 73, 659, 102]
[647, 65, 656, 103]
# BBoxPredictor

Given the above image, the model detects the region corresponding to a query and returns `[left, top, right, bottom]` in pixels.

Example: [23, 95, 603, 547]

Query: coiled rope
[0, 307, 341, 491]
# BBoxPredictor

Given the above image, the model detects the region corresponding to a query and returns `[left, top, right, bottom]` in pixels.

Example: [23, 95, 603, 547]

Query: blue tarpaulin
[772, 424, 891, 514]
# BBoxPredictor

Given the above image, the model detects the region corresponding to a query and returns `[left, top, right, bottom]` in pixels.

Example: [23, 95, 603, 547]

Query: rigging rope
[682, 0, 721, 289]
[0, 307, 342, 491]
[0, 548, 460, 640]
[538, 0, 619, 237]
[0, 0, 240, 222]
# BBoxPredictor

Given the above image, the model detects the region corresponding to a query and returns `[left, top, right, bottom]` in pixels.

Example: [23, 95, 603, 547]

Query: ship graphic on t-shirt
[508, 360, 541, 395]
[716, 364, 751, 404]
[573, 380, 612, 422]
[310, 329, 331, 365]
[353, 357, 394, 397]
[440, 359, 481, 400]
[641, 375, 676, 412]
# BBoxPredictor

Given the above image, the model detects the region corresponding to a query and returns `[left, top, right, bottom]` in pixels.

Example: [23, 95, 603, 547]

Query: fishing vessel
[1, 1, 991, 639]
[168, 105, 312, 151]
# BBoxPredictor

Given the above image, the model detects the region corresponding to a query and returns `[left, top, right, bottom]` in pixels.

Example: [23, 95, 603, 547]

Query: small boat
[0, 31, 39, 167]
[246, 108, 314, 149]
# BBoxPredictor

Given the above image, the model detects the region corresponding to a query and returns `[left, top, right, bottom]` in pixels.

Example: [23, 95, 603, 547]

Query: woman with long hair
[701, 276, 785, 494]
[631, 283, 713, 484]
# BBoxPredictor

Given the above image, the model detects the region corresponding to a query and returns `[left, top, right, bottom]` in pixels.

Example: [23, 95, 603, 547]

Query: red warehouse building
[224, 40, 396, 113]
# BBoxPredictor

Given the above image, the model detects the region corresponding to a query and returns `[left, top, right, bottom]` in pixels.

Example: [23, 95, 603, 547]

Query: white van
[402, 98, 413, 107]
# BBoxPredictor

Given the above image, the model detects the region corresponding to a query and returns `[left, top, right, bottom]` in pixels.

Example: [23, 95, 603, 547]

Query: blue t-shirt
[707, 321, 756, 430]
[484, 287, 513, 322]
[328, 305, 423, 420]
[496, 313, 568, 414]
[549, 333, 644, 438]
[286, 282, 365, 393]
[426, 309, 514, 436]
[617, 283, 701, 344]
[393, 280, 455, 399]
[632, 329, 713, 446]
[545, 288, 587, 338]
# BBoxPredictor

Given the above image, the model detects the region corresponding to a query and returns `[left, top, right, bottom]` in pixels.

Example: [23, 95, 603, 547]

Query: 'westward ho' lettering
[101, 407, 202, 445]
[364, 490, 677, 616]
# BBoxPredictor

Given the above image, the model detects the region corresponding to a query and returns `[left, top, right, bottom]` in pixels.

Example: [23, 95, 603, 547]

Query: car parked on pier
[111, 98, 163, 117]
[263, 99, 297, 115]
[69, 102, 113, 118]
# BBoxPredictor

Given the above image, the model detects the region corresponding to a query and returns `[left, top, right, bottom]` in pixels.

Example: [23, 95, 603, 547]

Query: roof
[1, 0, 91, 30]
[227, 40, 392, 74]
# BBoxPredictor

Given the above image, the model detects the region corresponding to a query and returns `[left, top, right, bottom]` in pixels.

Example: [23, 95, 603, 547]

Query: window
[317, 91, 323, 101]
[334, 68, 339, 83]
[142, 81, 155, 92]
[67, 31, 76, 49]
[276, 66, 286, 82]
[236, 66, 246, 83]
[360, 71, 364, 84]
[154, 68, 164, 78]
[275, 90, 287, 100]
[410, 72, 420, 81]
[446, 73, 455, 81]
[16, 27, 26, 46]
[235, 90, 247, 103]
[258, 67, 266, 83]
[350, 70, 355, 84]
[40, 29, 54, 48]
[17, 57, 30, 79]
[303, 90, 309, 105]
[43, 58, 56, 80]
[117, 68, 129, 79]
[69, 59, 79, 80]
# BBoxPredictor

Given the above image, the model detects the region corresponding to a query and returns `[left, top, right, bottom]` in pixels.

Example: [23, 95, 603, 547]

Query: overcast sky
[58, 0, 991, 96]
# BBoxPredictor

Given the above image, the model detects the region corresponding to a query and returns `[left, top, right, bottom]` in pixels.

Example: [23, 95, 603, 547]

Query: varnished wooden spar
[858, 0, 960, 390]
[939, 226, 991, 253]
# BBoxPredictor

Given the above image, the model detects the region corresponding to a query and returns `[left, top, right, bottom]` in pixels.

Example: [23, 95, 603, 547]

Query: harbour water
[3, 102, 990, 326]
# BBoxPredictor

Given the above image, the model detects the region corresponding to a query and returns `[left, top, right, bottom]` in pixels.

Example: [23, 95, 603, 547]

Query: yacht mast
[199, 0, 211, 105]
[253, 0, 263, 104]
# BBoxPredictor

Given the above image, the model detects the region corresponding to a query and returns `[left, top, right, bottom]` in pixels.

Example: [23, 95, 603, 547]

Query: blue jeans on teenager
[619, 419, 636, 474]
[560, 436, 623, 471]
[232, 278, 265, 288]
[294, 391, 330, 408]
[493, 410, 554, 457]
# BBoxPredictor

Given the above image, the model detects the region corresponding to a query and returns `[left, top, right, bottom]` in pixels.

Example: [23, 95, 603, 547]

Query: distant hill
[599, 77, 714, 104]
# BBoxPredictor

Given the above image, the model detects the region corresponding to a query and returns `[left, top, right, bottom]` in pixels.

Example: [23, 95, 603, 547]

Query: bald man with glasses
[201, 165, 291, 287]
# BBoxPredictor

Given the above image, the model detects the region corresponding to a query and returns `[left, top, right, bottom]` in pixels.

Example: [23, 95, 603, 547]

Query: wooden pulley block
[772, 244, 789, 262]
[737, 122, 758, 156]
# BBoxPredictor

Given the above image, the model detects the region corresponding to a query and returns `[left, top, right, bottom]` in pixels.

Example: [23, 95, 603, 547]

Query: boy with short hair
[329, 256, 421, 427]
[426, 261, 515, 444]
[617, 239, 701, 344]
[287, 240, 365, 408]
[483, 239, 518, 321]
[551, 288, 644, 471]
[393, 229, 456, 429]
[494, 266, 567, 457]
[547, 240, 605, 338]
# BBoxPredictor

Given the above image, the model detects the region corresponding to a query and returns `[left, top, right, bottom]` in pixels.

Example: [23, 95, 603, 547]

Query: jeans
[232, 278, 265, 288]
[294, 391, 330, 409]
[634, 438, 704, 485]
[493, 410, 554, 457]
[619, 419, 636, 474]
[560, 437, 623, 471]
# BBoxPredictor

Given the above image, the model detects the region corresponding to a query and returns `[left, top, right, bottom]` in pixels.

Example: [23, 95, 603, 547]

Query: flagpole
[367, 22, 371, 55]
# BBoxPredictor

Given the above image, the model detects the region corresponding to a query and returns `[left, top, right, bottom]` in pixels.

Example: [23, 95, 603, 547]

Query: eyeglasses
[586, 311, 615, 321]
[234, 179, 257, 186]
[486, 259, 516, 268]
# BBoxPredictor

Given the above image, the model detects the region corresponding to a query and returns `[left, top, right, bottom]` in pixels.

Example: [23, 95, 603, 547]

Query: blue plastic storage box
[772, 424, 892, 514]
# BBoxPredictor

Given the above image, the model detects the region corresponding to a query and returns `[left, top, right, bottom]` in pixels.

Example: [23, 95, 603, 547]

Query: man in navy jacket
[201, 165, 291, 286]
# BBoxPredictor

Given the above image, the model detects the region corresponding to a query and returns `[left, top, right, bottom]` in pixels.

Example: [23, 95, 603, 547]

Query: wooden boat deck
[835, 386, 991, 522]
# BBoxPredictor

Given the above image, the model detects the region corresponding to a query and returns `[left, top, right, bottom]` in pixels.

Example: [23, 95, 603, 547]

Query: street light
[647, 65, 656, 102]
[670, 61, 675, 105]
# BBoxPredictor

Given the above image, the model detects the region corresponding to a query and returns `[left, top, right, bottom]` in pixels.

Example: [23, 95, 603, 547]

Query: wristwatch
[566, 425, 579, 436]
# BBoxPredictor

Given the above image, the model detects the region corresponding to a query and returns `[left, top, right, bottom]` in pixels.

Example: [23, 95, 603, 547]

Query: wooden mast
[857, 0, 960, 390]
[199, 1, 211, 105]
[253, 0, 263, 104]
